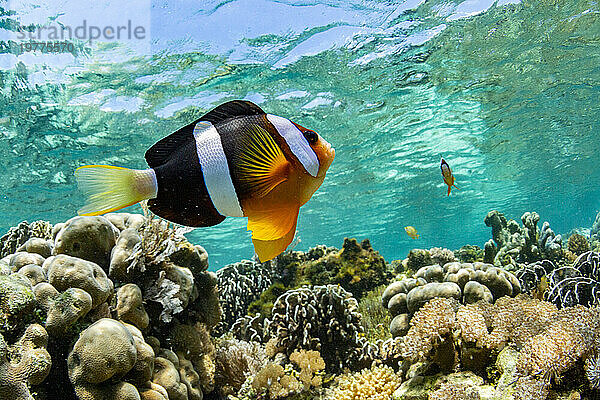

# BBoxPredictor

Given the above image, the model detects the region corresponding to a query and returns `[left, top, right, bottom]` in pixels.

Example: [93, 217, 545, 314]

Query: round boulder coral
[68, 318, 137, 385]
[53, 216, 119, 269]
[45, 288, 93, 336]
[116, 284, 149, 330]
[46, 254, 113, 308]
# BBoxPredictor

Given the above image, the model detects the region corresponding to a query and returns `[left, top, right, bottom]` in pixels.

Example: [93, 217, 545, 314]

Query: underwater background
[0, 0, 599, 269]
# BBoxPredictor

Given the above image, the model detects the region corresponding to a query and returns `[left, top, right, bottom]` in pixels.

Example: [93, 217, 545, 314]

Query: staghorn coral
[266, 284, 366, 372]
[325, 364, 402, 400]
[0, 324, 52, 400]
[215, 338, 269, 396]
[0, 220, 53, 258]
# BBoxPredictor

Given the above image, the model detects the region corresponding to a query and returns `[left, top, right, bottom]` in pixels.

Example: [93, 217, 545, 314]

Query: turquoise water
[1, 0, 599, 269]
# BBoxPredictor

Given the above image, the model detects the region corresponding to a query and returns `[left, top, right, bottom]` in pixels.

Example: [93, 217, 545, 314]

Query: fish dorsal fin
[236, 124, 290, 198]
[145, 122, 196, 168]
[247, 205, 299, 242]
[200, 100, 265, 125]
[145, 100, 264, 168]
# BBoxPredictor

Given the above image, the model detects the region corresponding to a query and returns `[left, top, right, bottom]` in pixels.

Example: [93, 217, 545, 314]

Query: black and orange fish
[75, 100, 335, 261]
[440, 156, 459, 196]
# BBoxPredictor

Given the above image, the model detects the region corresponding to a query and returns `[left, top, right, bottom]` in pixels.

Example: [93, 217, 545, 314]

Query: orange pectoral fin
[252, 224, 297, 262]
[247, 205, 300, 241]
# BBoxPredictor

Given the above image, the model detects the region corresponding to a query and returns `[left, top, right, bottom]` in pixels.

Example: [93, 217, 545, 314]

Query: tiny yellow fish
[440, 156, 459, 196]
[404, 226, 419, 239]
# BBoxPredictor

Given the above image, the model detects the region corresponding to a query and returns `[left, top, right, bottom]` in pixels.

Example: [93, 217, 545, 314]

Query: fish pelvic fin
[252, 222, 297, 262]
[75, 165, 157, 216]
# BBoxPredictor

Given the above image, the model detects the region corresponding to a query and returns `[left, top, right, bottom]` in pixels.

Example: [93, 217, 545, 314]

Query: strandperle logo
[16, 20, 147, 44]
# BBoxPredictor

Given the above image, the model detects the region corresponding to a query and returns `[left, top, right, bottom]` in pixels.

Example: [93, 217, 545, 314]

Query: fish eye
[302, 130, 318, 145]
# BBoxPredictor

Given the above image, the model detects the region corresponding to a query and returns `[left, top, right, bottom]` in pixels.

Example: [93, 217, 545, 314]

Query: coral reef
[3, 210, 600, 400]
[568, 233, 591, 256]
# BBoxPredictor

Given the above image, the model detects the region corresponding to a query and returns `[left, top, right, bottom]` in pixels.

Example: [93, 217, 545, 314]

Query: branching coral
[241, 350, 325, 399]
[483, 210, 563, 265]
[266, 284, 366, 372]
[215, 259, 273, 335]
[568, 233, 591, 256]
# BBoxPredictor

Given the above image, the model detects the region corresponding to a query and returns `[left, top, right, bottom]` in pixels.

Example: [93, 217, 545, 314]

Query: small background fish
[404, 226, 419, 239]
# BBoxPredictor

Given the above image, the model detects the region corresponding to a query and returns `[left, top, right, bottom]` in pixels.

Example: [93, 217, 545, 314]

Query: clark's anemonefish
[75, 100, 335, 261]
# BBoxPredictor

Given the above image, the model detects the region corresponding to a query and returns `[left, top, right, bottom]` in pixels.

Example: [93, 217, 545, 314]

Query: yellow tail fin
[74, 165, 157, 216]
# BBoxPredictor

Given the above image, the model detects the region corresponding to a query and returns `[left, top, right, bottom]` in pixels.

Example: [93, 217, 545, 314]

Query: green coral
[455, 245, 484, 263]
[297, 238, 389, 299]
[567, 233, 590, 256]
[358, 286, 391, 342]
[247, 282, 289, 319]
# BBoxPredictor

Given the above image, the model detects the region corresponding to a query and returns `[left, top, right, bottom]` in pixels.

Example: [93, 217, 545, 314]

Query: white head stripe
[193, 121, 244, 217]
[266, 114, 319, 177]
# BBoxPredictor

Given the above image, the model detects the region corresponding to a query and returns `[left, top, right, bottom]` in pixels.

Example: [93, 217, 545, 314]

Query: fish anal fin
[247, 206, 299, 242]
[252, 223, 297, 262]
[200, 100, 264, 125]
[447, 185, 452, 196]
[237, 125, 290, 198]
